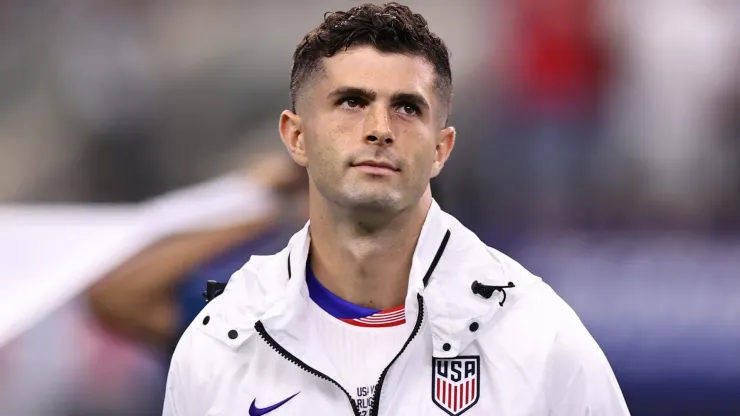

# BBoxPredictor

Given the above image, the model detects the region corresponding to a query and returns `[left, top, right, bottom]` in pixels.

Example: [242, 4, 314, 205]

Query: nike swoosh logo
[249, 392, 300, 416]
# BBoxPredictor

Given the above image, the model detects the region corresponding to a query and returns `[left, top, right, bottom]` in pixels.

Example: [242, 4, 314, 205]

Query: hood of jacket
[197, 200, 541, 358]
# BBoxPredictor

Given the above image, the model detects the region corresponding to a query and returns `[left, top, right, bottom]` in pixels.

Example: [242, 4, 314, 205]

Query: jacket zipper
[255, 321, 362, 416]
[255, 295, 424, 416]
[369, 294, 424, 416]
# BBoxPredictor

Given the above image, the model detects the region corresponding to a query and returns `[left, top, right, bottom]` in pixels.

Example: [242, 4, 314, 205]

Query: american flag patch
[432, 356, 480, 415]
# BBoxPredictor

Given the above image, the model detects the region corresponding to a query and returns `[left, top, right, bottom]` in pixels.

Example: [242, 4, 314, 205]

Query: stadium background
[0, 0, 739, 415]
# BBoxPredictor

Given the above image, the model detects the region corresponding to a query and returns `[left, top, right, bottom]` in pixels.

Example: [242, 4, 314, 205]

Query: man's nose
[363, 106, 394, 145]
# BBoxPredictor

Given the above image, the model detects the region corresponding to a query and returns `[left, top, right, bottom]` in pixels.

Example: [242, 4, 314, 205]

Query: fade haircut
[290, 3, 453, 122]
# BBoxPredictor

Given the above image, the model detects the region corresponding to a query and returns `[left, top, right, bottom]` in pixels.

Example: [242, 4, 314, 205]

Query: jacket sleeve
[162, 341, 187, 416]
[546, 317, 630, 415]
[162, 327, 206, 416]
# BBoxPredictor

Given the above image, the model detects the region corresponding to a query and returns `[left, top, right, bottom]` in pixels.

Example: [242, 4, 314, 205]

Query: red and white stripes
[341, 305, 406, 328]
[435, 377, 477, 414]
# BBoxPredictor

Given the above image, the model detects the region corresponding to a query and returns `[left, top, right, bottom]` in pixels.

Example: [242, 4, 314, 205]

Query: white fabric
[164, 200, 630, 415]
[139, 173, 276, 236]
[308, 301, 409, 414]
[0, 205, 146, 349]
[0, 175, 276, 348]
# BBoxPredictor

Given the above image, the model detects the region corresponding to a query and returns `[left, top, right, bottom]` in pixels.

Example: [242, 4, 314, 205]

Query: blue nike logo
[249, 392, 300, 416]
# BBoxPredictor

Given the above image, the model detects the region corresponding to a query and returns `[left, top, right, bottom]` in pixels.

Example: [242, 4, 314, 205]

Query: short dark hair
[290, 3, 452, 119]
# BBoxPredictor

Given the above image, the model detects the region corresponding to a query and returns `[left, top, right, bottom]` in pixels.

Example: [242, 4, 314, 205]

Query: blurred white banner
[0, 205, 153, 348]
[0, 174, 276, 348]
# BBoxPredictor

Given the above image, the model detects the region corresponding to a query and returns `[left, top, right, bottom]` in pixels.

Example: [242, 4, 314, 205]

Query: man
[164, 3, 629, 415]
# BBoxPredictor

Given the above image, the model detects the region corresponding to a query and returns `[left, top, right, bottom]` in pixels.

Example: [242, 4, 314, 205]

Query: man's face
[284, 46, 454, 214]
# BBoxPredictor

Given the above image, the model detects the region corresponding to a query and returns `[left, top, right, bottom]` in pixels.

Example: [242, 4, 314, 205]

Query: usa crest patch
[432, 356, 480, 415]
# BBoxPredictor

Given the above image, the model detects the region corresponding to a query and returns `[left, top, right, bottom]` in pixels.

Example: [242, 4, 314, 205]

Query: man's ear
[430, 126, 456, 178]
[279, 110, 308, 167]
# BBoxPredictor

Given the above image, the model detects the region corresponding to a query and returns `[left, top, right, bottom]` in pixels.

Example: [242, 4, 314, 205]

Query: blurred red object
[504, 0, 607, 113]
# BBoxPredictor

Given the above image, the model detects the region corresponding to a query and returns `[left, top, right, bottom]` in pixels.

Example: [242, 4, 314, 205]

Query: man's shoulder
[172, 244, 293, 356]
[169, 288, 262, 383]
[486, 259, 589, 336]
[439, 210, 584, 342]
[476, 269, 603, 373]
[465, 250, 627, 413]
[165, 291, 265, 414]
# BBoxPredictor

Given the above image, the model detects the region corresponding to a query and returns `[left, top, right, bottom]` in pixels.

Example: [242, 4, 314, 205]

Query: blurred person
[437, 0, 610, 237]
[602, 0, 740, 227]
[164, 4, 628, 416]
[0, 145, 303, 416]
[487, 0, 609, 229]
[88, 151, 307, 352]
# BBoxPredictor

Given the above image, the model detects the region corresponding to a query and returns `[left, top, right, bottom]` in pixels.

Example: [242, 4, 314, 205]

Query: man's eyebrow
[326, 86, 377, 101]
[391, 92, 430, 112]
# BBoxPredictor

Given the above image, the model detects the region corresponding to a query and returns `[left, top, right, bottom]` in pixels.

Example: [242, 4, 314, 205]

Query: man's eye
[397, 104, 419, 116]
[340, 98, 363, 109]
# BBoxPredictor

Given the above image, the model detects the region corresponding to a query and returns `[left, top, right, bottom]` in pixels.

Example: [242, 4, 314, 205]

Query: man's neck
[308, 189, 432, 311]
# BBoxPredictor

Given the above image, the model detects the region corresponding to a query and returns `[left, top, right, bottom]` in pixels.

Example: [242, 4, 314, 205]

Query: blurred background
[1, 0, 739, 415]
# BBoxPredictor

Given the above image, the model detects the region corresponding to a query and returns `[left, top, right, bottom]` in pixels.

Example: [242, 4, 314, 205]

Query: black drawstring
[471, 281, 515, 306]
[422, 230, 451, 287]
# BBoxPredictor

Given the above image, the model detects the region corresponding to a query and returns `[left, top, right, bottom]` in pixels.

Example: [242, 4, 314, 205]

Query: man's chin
[342, 191, 403, 212]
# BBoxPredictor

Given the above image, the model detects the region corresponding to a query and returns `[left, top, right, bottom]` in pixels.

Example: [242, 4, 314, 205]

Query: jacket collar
[207, 199, 524, 357]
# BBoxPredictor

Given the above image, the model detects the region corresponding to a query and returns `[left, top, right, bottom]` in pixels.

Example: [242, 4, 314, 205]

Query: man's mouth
[352, 159, 399, 175]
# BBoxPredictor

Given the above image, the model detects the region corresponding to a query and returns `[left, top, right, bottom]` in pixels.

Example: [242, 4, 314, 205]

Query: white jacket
[164, 201, 629, 416]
